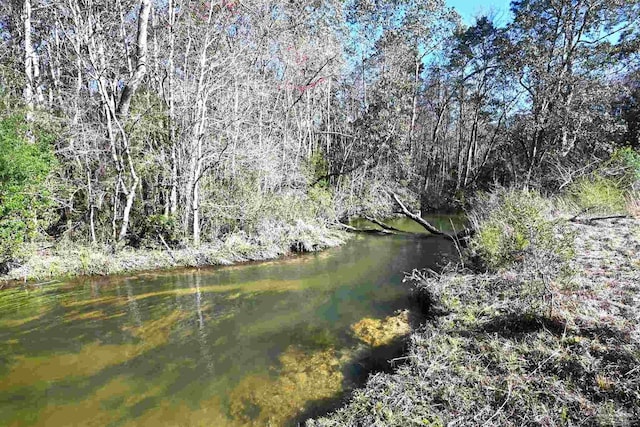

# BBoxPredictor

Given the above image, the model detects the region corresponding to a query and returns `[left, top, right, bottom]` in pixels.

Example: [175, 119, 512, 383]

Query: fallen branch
[336, 222, 397, 235]
[390, 192, 457, 241]
[569, 207, 594, 222]
[157, 233, 177, 262]
[363, 215, 403, 232]
[570, 214, 628, 224]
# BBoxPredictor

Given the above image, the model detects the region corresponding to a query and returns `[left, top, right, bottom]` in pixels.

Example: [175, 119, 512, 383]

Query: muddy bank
[310, 217, 640, 426]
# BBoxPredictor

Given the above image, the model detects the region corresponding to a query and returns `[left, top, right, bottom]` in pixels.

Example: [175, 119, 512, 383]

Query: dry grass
[0, 220, 347, 283]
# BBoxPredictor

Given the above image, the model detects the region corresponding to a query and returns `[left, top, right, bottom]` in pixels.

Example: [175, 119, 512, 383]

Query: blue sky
[445, 0, 513, 26]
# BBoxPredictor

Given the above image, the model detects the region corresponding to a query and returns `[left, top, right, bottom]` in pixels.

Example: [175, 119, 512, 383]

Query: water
[0, 218, 459, 426]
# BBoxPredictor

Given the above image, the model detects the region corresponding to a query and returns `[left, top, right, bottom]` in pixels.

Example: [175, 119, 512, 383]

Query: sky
[445, 0, 514, 26]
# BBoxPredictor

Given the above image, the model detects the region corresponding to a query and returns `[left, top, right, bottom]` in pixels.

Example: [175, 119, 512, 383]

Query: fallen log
[389, 192, 474, 243]
[337, 222, 397, 235]
[570, 214, 628, 224]
[363, 215, 403, 232]
[390, 192, 455, 240]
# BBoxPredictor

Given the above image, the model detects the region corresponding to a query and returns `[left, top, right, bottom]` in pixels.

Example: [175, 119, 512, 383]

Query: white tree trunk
[22, 0, 35, 123]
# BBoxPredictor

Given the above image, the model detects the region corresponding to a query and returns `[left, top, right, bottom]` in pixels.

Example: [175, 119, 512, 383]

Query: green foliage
[560, 149, 640, 217]
[0, 115, 56, 265]
[470, 190, 572, 270]
[308, 150, 329, 187]
[610, 146, 640, 184]
[144, 214, 180, 246]
[307, 186, 335, 220]
[565, 175, 627, 214]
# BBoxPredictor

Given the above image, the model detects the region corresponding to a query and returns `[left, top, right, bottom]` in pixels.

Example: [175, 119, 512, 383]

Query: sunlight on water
[0, 228, 455, 426]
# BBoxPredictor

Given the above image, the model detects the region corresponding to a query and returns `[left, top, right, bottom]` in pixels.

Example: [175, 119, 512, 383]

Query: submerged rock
[228, 345, 344, 426]
[350, 311, 411, 347]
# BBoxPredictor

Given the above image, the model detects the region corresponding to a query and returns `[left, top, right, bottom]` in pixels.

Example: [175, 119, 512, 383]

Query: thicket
[0, 0, 638, 275]
[0, 113, 56, 271]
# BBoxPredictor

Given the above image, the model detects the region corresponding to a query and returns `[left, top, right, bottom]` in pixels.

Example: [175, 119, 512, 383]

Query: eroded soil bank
[310, 217, 640, 426]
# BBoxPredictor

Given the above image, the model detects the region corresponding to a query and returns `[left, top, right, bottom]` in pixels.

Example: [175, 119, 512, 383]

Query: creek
[0, 216, 461, 426]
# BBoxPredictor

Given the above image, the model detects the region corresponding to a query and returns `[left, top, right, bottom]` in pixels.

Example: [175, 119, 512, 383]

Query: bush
[610, 146, 640, 186]
[0, 115, 56, 267]
[565, 175, 627, 214]
[143, 214, 181, 247]
[469, 189, 572, 271]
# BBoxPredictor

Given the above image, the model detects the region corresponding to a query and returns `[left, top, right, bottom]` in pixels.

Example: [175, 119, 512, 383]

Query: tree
[507, 0, 639, 185]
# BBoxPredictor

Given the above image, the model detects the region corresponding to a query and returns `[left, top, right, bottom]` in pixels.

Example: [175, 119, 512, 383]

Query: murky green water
[0, 218, 459, 426]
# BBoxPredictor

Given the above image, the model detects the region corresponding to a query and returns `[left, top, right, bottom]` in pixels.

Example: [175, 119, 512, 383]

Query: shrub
[469, 189, 572, 271]
[0, 114, 56, 268]
[610, 146, 640, 186]
[143, 214, 180, 247]
[565, 175, 627, 214]
[307, 150, 329, 187]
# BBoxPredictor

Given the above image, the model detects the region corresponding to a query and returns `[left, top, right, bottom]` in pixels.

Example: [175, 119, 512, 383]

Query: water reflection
[0, 223, 456, 426]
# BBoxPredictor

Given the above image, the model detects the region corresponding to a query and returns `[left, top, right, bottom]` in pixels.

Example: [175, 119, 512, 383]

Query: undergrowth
[1, 219, 347, 282]
[311, 220, 640, 425]
[559, 147, 640, 217]
[311, 189, 640, 427]
[564, 175, 628, 215]
[468, 189, 573, 273]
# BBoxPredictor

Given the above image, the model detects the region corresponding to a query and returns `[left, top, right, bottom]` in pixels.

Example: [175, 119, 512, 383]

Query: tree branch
[390, 192, 451, 239]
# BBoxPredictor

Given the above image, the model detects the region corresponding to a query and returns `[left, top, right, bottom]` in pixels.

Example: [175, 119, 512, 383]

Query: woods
[0, 0, 638, 267]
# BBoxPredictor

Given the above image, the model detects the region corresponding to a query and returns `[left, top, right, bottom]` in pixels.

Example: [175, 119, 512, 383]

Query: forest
[2, 1, 640, 425]
[0, 0, 639, 271]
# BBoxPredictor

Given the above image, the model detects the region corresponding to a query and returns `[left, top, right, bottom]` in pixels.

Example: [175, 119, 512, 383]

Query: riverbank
[0, 220, 347, 284]
[310, 216, 640, 426]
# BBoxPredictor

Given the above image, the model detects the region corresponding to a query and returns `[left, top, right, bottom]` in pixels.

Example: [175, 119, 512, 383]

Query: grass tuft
[564, 175, 628, 215]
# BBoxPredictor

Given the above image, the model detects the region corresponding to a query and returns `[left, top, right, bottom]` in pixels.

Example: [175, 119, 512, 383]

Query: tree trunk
[115, 0, 151, 242]
[22, 0, 35, 129]
[167, 0, 178, 216]
[116, 0, 151, 119]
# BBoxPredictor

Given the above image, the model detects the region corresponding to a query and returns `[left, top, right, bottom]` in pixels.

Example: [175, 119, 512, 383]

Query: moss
[350, 311, 411, 347]
[229, 346, 344, 426]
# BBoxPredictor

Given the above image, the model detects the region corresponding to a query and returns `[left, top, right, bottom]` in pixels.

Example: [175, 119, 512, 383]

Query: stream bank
[310, 217, 640, 426]
[0, 220, 346, 284]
